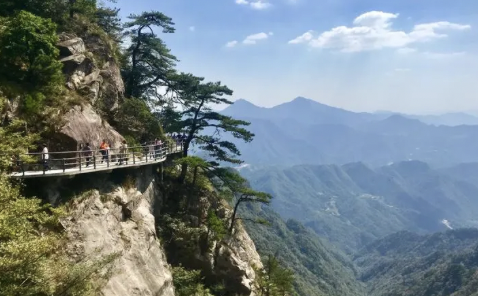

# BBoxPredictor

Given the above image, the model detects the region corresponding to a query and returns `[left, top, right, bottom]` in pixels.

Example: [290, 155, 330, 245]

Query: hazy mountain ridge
[221, 97, 478, 167]
[224, 97, 478, 127]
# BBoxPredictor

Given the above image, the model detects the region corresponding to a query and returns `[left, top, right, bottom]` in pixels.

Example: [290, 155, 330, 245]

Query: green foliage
[254, 255, 295, 296]
[0, 0, 68, 21]
[354, 229, 478, 296]
[0, 173, 118, 295]
[172, 266, 214, 296]
[122, 11, 177, 99]
[240, 204, 363, 296]
[113, 97, 164, 142]
[226, 171, 272, 233]
[0, 11, 63, 99]
[0, 103, 39, 169]
[206, 210, 227, 242]
[158, 214, 207, 264]
[167, 72, 254, 165]
[95, 6, 122, 40]
[69, 0, 97, 19]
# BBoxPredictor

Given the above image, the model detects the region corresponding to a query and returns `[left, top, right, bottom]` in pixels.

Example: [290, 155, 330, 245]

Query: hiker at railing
[82, 143, 93, 167]
[99, 139, 109, 163]
[42, 143, 50, 171]
[154, 138, 162, 159]
[117, 140, 128, 165]
[148, 141, 155, 159]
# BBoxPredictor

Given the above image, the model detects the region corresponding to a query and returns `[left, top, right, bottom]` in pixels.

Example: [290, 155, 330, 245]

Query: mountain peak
[289, 96, 325, 106]
[220, 98, 264, 116]
[385, 114, 423, 124]
[232, 98, 258, 107]
[292, 96, 315, 103]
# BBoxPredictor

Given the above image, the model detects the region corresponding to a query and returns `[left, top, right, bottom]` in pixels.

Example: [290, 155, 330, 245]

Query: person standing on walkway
[100, 140, 109, 163]
[83, 143, 92, 167]
[118, 140, 128, 165]
[148, 140, 155, 159]
[42, 143, 50, 171]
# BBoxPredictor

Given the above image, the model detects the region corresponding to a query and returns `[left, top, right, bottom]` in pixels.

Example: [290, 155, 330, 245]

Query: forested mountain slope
[242, 161, 478, 253]
[239, 203, 365, 296]
[354, 229, 478, 296]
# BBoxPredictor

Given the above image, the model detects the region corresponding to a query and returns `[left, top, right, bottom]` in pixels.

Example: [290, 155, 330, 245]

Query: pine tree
[122, 11, 178, 99]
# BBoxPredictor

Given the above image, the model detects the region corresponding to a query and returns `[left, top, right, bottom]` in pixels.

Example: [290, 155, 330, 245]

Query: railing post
[133, 149, 135, 164]
[62, 158, 66, 173]
[21, 161, 25, 177]
[146, 150, 148, 162]
[107, 152, 109, 168]
[93, 155, 96, 169]
[79, 155, 82, 171]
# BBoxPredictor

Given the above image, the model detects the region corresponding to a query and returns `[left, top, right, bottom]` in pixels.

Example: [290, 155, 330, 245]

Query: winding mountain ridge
[241, 160, 478, 253]
[222, 98, 478, 167]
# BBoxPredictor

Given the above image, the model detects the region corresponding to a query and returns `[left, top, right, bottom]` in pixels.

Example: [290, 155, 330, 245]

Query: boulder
[100, 61, 124, 111]
[60, 104, 124, 150]
[57, 33, 122, 110]
[58, 37, 86, 57]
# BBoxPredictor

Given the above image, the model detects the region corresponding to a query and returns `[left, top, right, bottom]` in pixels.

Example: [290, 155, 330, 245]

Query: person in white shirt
[42, 144, 50, 171]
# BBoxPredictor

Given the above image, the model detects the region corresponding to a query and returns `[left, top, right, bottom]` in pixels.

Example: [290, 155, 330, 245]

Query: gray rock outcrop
[57, 32, 123, 110]
[56, 33, 125, 149]
[62, 171, 175, 296]
[60, 104, 124, 149]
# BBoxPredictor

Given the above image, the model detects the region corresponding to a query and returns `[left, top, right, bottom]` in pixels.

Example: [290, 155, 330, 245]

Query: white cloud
[288, 30, 314, 44]
[189, 26, 195, 32]
[235, 0, 271, 10]
[289, 11, 471, 52]
[243, 32, 271, 44]
[250, 1, 271, 9]
[226, 40, 238, 47]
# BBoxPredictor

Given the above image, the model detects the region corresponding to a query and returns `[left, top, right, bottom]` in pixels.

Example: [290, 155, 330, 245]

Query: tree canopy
[122, 11, 178, 99]
[0, 11, 63, 96]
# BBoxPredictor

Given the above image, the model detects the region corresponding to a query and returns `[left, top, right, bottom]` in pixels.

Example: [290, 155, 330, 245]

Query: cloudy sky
[114, 0, 478, 114]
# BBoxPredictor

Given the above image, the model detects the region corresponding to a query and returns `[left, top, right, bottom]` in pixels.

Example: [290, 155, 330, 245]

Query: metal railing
[10, 140, 184, 178]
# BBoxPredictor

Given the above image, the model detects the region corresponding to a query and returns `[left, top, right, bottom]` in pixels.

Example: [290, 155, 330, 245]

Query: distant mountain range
[223, 97, 478, 127]
[226, 97, 478, 296]
[241, 160, 478, 254]
[220, 97, 478, 167]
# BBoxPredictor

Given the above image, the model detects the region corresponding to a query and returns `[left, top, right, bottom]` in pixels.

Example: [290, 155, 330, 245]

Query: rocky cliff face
[52, 166, 262, 296]
[61, 170, 174, 296]
[215, 225, 263, 295]
[57, 32, 124, 149]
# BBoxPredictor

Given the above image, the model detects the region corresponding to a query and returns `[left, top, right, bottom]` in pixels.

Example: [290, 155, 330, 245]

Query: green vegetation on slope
[243, 161, 478, 253]
[354, 229, 478, 296]
[0, 107, 118, 295]
[239, 203, 365, 296]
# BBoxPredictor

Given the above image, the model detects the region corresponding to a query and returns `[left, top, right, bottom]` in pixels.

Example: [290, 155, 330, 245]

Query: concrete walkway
[10, 144, 183, 179]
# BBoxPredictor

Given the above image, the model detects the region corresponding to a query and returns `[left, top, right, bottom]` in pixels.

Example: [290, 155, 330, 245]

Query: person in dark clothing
[42, 143, 50, 171]
[83, 143, 92, 167]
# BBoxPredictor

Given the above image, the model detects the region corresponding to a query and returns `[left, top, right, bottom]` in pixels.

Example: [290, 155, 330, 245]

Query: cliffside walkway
[9, 142, 184, 179]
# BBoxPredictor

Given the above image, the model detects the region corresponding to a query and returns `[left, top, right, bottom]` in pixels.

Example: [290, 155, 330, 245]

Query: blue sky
[113, 0, 478, 114]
